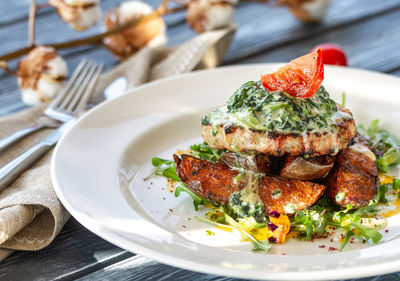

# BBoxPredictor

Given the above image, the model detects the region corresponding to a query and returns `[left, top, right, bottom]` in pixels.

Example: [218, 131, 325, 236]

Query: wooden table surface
[1, 0, 400, 280]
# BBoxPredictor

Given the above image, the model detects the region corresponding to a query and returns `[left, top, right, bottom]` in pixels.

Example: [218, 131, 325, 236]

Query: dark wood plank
[0, 218, 134, 281]
[231, 7, 400, 74]
[77, 255, 247, 281]
[76, 254, 400, 281]
[223, 0, 400, 63]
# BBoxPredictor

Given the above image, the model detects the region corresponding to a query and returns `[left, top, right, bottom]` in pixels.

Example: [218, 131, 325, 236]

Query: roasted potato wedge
[174, 154, 239, 204]
[175, 154, 326, 214]
[326, 142, 378, 208]
[258, 175, 326, 214]
[280, 155, 334, 180]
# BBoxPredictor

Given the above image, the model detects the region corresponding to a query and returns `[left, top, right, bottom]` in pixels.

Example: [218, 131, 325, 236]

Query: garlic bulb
[277, 0, 331, 23]
[17, 46, 68, 106]
[186, 0, 237, 33]
[49, 0, 101, 31]
[104, 1, 166, 61]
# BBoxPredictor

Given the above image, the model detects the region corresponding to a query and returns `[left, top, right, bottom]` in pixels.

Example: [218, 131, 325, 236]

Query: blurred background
[1, 0, 399, 116]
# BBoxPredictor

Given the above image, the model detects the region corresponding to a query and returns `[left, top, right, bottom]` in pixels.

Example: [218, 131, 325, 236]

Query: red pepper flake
[330, 239, 333, 243]
[385, 229, 389, 233]
[350, 241, 353, 244]
[331, 232, 335, 234]
[318, 245, 325, 248]
[282, 253, 286, 255]
[163, 197, 166, 200]
[182, 225, 187, 228]
[340, 234, 344, 238]
[328, 247, 338, 251]
[169, 208, 173, 212]
[362, 239, 366, 244]
[150, 182, 153, 185]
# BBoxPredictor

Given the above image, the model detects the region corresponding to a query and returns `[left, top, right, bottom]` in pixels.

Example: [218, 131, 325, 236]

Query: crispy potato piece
[258, 176, 326, 214]
[174, 154, 239, 204]
[326, 141, 378, 208]
[280, 155, 334, 180]
[174, 154, 326, 214]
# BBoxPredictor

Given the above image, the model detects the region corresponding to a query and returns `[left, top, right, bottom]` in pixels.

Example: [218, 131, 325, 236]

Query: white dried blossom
[17, 46, 68, 106]
[277, 0, 331, 23]
[104, 1, 166, 61]
[186, 0, 237, 34]
[49, 0, 101, 31]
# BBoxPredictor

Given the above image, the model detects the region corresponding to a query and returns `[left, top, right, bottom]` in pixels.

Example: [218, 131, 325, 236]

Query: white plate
[52, 64, 400, 280]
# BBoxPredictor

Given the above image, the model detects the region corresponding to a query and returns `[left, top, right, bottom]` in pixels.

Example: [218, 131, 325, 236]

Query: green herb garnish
[206, 81, 338, 133]
[149, 157, 179, 181]
[358, 119, 400, 173]
[189, 142, 226, 162]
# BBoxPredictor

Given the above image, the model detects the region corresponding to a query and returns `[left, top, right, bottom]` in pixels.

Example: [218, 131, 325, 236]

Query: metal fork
[0, 60, 103, 190]
[0, 59, 103, 153]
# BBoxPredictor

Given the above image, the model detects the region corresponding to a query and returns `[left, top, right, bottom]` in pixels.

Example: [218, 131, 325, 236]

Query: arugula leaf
[189, 143, 226, 162]
[195, 215, 271, 253]
[150, 157, 180, 181]
[376, 147, 400, 173]
[376, 183, 389, 204]
[358, 119, 400, 173]
[175, 182, 210, 211]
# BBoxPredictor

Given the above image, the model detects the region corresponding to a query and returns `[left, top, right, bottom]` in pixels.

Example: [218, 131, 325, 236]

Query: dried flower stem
[0, 0, 183, 62]
[28, 0, 37, 47]
[0, 61, 17, 76]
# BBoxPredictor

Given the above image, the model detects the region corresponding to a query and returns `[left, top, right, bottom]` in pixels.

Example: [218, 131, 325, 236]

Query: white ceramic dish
[52, 64, 400, 280]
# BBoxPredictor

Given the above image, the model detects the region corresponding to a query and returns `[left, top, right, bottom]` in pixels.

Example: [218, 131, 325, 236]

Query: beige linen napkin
[0, 26, 236, 262]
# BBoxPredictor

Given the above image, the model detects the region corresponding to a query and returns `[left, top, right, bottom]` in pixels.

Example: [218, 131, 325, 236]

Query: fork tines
[45, 60, 104, 122]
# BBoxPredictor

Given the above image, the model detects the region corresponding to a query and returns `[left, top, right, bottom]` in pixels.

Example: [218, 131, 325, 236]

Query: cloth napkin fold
[0, 26, 236, 262]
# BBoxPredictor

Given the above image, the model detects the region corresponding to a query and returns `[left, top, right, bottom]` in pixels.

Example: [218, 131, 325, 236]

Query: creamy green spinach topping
[202, 81, 341, 134]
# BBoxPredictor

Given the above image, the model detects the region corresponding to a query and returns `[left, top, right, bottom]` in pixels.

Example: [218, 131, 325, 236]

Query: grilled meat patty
[326, 138, 378, 208]
[174, 154, 326, 214]
[202, 106, 357, 157]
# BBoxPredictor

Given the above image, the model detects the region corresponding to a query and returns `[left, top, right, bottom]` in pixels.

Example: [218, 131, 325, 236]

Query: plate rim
[51, 63, 400, 280]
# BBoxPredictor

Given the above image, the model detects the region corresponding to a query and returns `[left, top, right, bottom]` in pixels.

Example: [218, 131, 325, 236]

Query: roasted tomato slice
[261, 49, 324, 98]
